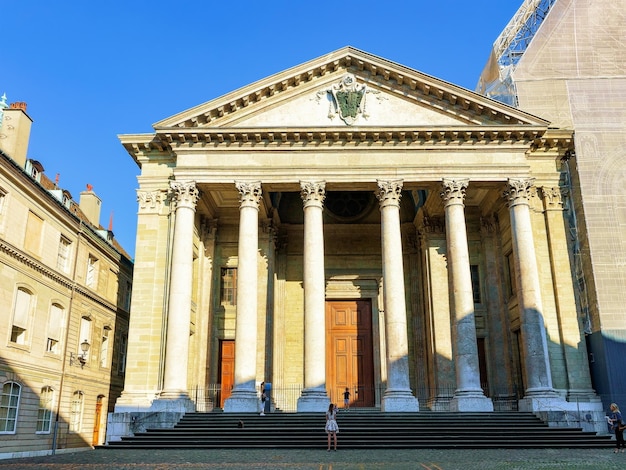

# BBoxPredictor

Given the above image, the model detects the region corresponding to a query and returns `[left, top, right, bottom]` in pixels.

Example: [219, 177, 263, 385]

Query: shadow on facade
[0, 361, 89, 458]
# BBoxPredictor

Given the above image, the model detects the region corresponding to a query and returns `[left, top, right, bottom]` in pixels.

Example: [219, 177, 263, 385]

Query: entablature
[151, 126, 556, 150]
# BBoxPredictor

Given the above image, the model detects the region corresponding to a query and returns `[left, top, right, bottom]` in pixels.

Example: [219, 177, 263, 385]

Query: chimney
[79, 184, 102, 227]
[0, 101, 33, 168]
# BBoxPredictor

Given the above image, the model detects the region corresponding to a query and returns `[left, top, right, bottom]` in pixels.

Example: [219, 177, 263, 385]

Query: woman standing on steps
[325, 403, 339, 451]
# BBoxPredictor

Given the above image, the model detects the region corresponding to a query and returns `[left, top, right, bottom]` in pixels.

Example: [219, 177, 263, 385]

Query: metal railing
[188, 384, 521, 413]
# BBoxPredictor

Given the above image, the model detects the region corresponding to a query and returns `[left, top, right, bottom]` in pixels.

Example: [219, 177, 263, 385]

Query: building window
[86, 255, 99, 289]
[78, 317, 92, 365]
[24, 211, 44, 255]
[36, 386, 54, 433]
[118, 334, 127, 376]
[57, 236, 71, 272]
[100, 327, 111, 368]
[220, 267, 237, 306]
[26, 159, 44, 182]
[470, 264, 482, 304]
[46, 303, 64, 354]
[69, 391, 84, 432]
[11, 287, 33, 345]
[504, 251, 517, 299]
[124, 281, 132, 311]
[0, 382, 21, 433]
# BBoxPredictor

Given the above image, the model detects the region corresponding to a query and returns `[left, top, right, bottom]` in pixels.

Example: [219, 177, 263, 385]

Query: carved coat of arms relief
[317, 74, 379, 125]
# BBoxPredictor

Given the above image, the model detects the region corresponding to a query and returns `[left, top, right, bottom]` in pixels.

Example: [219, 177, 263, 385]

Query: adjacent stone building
[0, 97, 133, 458]
[477, 0, 626, 408]
[110, 46, 604, 439]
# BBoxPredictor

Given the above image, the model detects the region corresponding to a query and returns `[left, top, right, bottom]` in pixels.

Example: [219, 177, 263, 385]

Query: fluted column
[160, 181, 198, 410]
[540, 187, 597, 400]
[441, 179, 493, 411]
[504, 178, 561, 411]
[297, 181, 330, 412]
[224, 181, 263, 412]
[376, 180, 419, 412]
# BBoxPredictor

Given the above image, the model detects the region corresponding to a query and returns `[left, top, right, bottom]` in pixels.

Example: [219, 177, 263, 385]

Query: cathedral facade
[110, 47, 603, 438]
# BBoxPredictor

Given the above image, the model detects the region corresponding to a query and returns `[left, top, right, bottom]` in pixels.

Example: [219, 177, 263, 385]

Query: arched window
[46, 303, 65, 354]
[36, 386, 54, 433]
[69, 391, 84, 432]
[100, 326, 111, 368]
[0, 382, 22, 433]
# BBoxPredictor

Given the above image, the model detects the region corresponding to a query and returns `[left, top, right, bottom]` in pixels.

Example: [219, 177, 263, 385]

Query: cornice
[139, 126, 572, 153]
[1, 240, 74, 290]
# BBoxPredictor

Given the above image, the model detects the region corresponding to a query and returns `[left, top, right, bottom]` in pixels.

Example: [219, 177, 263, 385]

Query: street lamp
[70, 340, 90, 368]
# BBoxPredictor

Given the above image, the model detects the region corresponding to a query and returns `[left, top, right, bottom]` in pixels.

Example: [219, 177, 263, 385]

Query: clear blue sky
[3, 1, 523, 259]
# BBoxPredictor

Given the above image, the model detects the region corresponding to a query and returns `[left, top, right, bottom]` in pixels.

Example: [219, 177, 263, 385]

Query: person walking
[325, 402, 339, 451]
[609, 403, 625, 453]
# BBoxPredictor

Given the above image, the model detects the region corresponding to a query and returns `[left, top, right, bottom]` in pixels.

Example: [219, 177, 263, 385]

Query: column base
[223, 389, 259, 413]
[450, 392, 494, 412]
[297, 388, 329, 412]
[518, 392, 571, 413]
[381, 389, 419, 412]
[150, 397, 196, 413]
[113, 390, 159, 413]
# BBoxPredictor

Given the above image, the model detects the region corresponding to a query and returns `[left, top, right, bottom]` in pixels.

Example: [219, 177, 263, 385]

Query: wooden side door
[326, 300, 374, 407]
[92, 396, 103, 446]
[219, 340, 235, 408]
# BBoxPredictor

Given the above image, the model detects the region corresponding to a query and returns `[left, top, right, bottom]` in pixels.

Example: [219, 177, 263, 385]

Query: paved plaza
[0, 447, 625, 470]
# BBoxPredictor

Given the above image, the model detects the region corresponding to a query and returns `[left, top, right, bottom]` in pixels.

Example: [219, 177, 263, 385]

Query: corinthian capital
[540, 186, 566, 210]
[440, 178, 469, 207]
[137, 189, 167, 212]
[376, 179, 403, 208]
[170, 181, 199, 210]
[235, 181, 263, 209]
[300, 181, 326, 208]
[503, 178, 535, 208]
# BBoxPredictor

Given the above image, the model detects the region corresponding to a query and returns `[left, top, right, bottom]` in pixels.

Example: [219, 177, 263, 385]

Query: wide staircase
[104, 410, 614, 449]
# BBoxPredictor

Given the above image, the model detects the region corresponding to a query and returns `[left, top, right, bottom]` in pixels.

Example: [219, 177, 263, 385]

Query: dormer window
[25, 159, 45, 183]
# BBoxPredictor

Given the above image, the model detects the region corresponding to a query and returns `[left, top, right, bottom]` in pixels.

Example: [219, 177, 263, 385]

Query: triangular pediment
[154, 47, 548, 131]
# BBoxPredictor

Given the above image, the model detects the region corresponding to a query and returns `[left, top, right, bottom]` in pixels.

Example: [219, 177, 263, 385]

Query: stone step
[103, 411, 613, 449]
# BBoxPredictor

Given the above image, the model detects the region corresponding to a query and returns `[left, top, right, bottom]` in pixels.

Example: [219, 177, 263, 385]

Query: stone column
[540, 187, 597, 400]
[159, 181, 198, 411]
[417, 216, 453, 410]
[440, 179, 493, 412]
[224, 181, 263, 412]
[480, 215, 511, 393]
[297, 181, 330, 412]
[504, 178, 562, 411]
[376, 180, 419, 412]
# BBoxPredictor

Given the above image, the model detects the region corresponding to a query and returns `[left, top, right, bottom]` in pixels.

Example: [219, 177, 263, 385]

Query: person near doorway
[343, 387, 351, 410]
[609, 403, 625, 452]
[325, 403, 339, 451]
[259, 382, 267, 416]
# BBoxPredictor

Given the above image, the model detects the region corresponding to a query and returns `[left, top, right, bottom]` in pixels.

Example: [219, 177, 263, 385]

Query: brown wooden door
[219, 340, 235, 408]
[326, 300, 374, 407]
[92, 396, 103, 446]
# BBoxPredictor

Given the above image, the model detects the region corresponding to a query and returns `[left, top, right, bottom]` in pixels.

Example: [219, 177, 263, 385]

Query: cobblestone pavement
[1, 447, 625, 470]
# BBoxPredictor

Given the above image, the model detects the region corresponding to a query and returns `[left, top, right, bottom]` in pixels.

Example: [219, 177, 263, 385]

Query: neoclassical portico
[111, 47, 603, 438]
